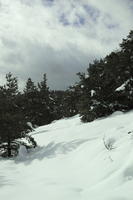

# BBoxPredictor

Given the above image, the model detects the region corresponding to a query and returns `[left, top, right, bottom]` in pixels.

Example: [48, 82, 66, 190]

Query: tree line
[0, 72, 78, 157]
[0, 30, 132, 157]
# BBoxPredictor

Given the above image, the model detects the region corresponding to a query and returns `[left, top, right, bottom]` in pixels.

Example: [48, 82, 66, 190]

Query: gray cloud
[0, 0, 132, 90]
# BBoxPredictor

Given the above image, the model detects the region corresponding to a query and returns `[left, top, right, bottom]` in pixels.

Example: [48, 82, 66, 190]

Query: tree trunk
[7, 138, 11, 157]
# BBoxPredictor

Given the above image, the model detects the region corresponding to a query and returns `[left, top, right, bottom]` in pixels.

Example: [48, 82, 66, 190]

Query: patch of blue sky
[103, 14, 119, 30]
[106, 24, 119, 30]
[73, 15, 86, 27]
[42, 0, 54, 7]
[129, 0, 133, 11]
[83, 4, 100, 23]
[59, 13, 85, 27]
[59, 13, 70, 26]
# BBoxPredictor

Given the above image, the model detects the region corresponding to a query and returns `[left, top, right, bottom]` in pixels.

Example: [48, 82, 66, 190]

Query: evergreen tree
[77, 30, 133, 122]
[0, 73, 36, 157]
[23, 77, 39, 126]
[23, 75, 54, 126]
[49, 90, 65, 120]
[62, 86, 79, 118]
[5, 72, 19, 97]
[37, 74, 54, 125]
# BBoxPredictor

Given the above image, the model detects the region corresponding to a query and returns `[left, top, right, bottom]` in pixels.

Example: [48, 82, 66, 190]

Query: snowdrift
[0, 111, 133, 200]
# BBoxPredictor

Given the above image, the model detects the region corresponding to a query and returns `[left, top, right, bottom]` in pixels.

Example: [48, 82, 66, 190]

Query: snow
[0, 111, 133, 200]
[91, 89, 96, 97]
[85, 74, 89, 79]
[115, 80, 129, 91]
[115, 82, 127, 91]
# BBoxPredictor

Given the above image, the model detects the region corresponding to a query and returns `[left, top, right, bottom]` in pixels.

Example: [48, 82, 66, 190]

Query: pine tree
[23, 75, 54, 126]
[23, 77, 39, 126]
[61, 86, 79, 118]
[77, 30, 133, 122]
[37, 74, 54, 125]
[0, 73, 36, 157]
[49, 90, 65, 120]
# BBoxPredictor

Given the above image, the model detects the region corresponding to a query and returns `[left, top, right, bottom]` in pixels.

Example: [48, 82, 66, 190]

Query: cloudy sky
[0, 0, 132, 90]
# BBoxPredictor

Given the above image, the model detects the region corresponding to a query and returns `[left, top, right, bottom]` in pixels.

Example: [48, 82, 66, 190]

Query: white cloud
[0, 0, 132, 89]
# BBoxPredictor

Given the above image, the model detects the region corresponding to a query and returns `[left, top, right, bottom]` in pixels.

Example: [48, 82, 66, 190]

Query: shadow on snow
[14, 138, 95, 165]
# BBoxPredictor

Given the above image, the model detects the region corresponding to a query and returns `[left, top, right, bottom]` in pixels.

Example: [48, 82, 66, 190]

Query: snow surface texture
[0, 111, 133, 200]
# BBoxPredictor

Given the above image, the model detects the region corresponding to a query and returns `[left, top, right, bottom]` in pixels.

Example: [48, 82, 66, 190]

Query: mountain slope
[0, 111, 133, 200]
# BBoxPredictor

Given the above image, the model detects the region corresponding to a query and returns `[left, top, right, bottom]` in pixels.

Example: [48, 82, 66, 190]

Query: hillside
[0, 111, 133, 200]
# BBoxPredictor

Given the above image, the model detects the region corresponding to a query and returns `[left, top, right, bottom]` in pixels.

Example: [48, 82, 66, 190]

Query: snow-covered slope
[0, 111, 133, 200]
